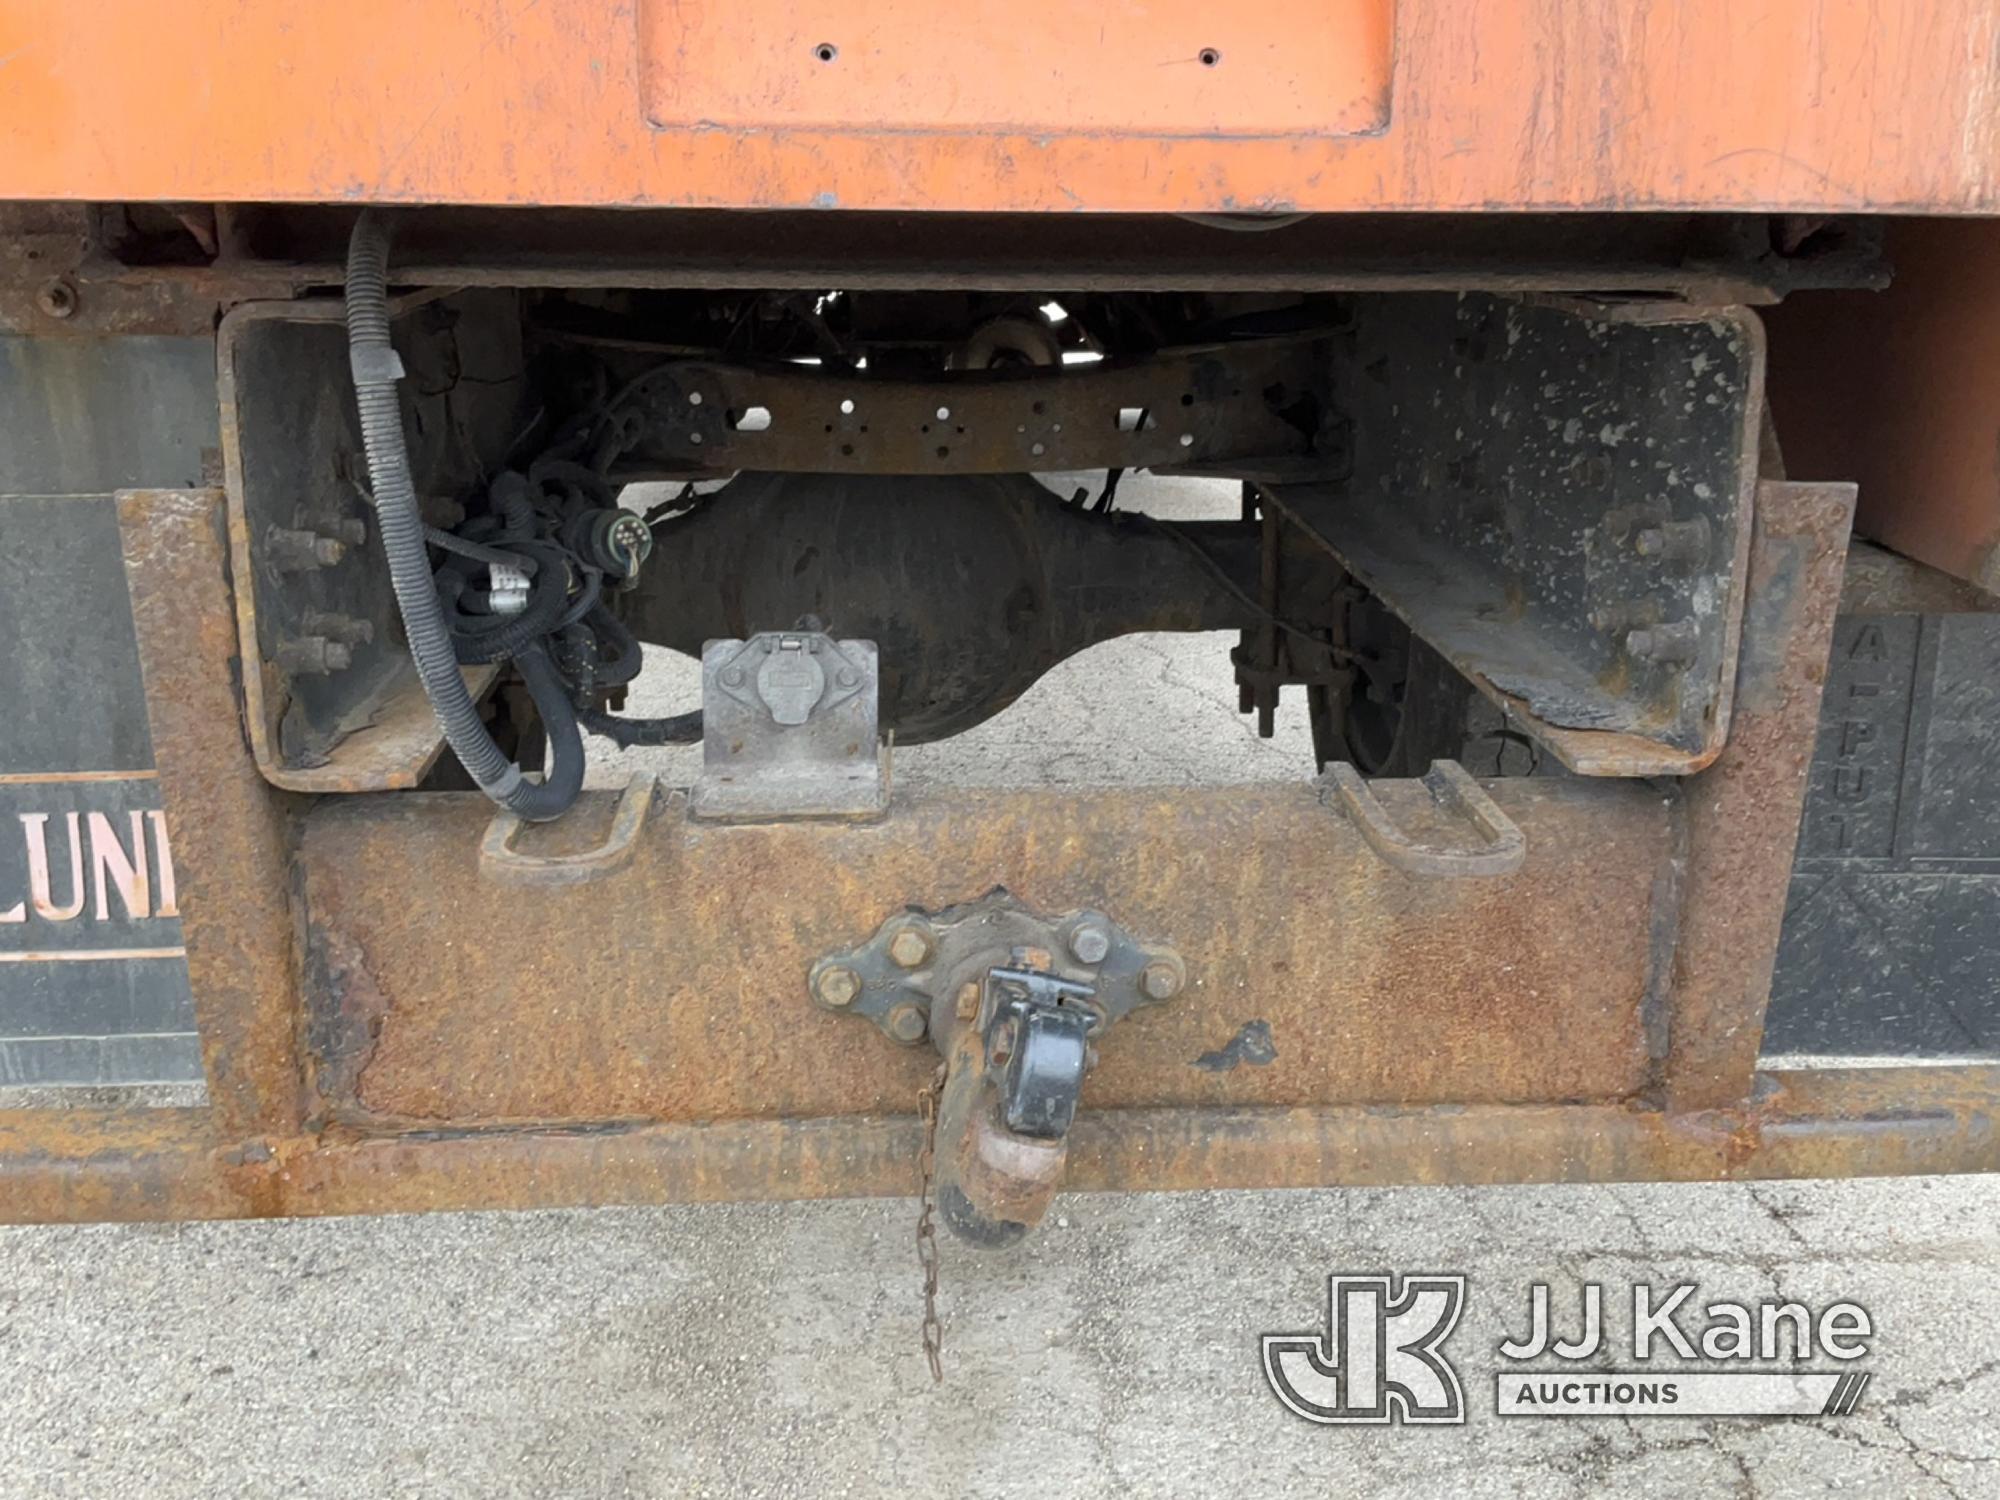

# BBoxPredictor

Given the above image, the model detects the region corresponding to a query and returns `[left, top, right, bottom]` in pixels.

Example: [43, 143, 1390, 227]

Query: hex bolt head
[1141, 960, 1185, 1001]
[1588, 599, 1661, 635]
[1626, 619, 1699, 665]
[887, 1002, 928, 1044]
[274, 636, 351, 675]
[887, 925, 934, 969]
[1069, 924, 1111, 965]
[814, 965, 860, 1008]
[301, 610, 375, 647]
[721, 666, 746, 688]
[1634, 518, 1711, 567]
[267, 527, 348, 573]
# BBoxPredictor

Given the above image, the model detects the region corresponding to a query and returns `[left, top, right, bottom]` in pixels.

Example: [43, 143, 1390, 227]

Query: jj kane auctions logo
[1264, 1275, 1874, 1424]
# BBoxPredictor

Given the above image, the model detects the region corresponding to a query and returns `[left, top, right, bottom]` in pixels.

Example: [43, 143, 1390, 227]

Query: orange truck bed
[1, 0, 1997, 213]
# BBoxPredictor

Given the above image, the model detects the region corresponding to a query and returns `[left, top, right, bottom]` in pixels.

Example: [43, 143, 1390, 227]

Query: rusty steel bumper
[2, 1065, 1996, 1226]
[0, 480, 1994, 1227]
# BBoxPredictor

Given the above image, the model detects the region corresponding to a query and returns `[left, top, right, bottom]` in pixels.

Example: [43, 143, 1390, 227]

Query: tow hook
[808, 891, 1186, 1246]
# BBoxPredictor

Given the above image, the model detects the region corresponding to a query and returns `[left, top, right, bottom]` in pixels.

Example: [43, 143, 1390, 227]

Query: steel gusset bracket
[808, 891, 1187, 1246]
[1262, 294, 1764, 777]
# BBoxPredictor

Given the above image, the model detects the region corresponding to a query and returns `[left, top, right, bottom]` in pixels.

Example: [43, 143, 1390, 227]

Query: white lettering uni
[0, 809, 179, 925]
[1630, 1284, 1873, 1361]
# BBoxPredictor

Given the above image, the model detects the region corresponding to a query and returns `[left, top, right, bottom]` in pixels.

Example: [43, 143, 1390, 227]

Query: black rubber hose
[440, 541, 573, 663]
[583, 603, 646, 688]
[516, 643, 587, 810]
[345, 210, 581, 821]
[528, 457, 619, 507]
[424, 524, 537, 574]
[579, 704, 705, 748]
[571, 604, 702, 745]
[554, 567, 604, 631]
[488, 471, 537, 540]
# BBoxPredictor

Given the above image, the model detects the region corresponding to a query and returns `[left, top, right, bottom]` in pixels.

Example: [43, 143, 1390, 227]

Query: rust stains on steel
[1193, 1020, 1279, 1072]
[0, 1107, 240, 1222]
[116, 488, 308, 1140]
[292, 778, 1671, 1127]
[931, 1015, 1070, 1238]
[1664, 479, 1858, 1111]
[0, 1065, 1994, 1226]
[301, 920, 394, 1109]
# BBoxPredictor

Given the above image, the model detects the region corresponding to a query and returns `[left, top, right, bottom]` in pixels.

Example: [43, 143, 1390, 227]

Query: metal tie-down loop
[1325, 759, 1527, 878]
[479, 773, 661, 885]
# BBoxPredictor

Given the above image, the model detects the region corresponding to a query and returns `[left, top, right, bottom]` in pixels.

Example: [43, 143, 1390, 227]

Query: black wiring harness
[434, 450, 705, 765]
[347, 209, 697, 824]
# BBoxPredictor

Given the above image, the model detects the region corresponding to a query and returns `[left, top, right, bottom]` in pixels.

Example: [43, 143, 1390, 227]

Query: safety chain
[916, 1059, 949, 1383]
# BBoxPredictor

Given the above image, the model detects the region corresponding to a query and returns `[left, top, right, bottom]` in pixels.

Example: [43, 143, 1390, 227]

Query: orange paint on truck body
[0, 0, 1996, 214]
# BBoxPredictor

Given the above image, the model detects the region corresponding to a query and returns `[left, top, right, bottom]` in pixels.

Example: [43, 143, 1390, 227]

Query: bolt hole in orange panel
[641, 0, 1394, 139]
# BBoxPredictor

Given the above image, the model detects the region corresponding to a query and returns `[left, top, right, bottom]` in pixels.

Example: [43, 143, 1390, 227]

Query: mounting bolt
[267, 527, 347, 572]
[1141, 959, 1185, 1001]
[300, 610, 375, 646]
[1626, 619, 1700, 666]
[1587, 599, 1662, 634]
[721, 666, 746, 688]
[1069, 924, 1111, 965]
[36, 277, 78, 320]
[887, 924, 934, 969]
[1634, 518, 1711, 567]
[273, 636, 353, 675]
[887, 1002, 928, 1044]
[814, 965, 860, 1008]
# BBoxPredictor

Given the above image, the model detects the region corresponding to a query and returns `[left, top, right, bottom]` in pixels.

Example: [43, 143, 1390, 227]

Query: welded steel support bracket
[1664, 477, 1858, 1109]
[217, 294, 513, 794]
[1262, 295, 1765, 776]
